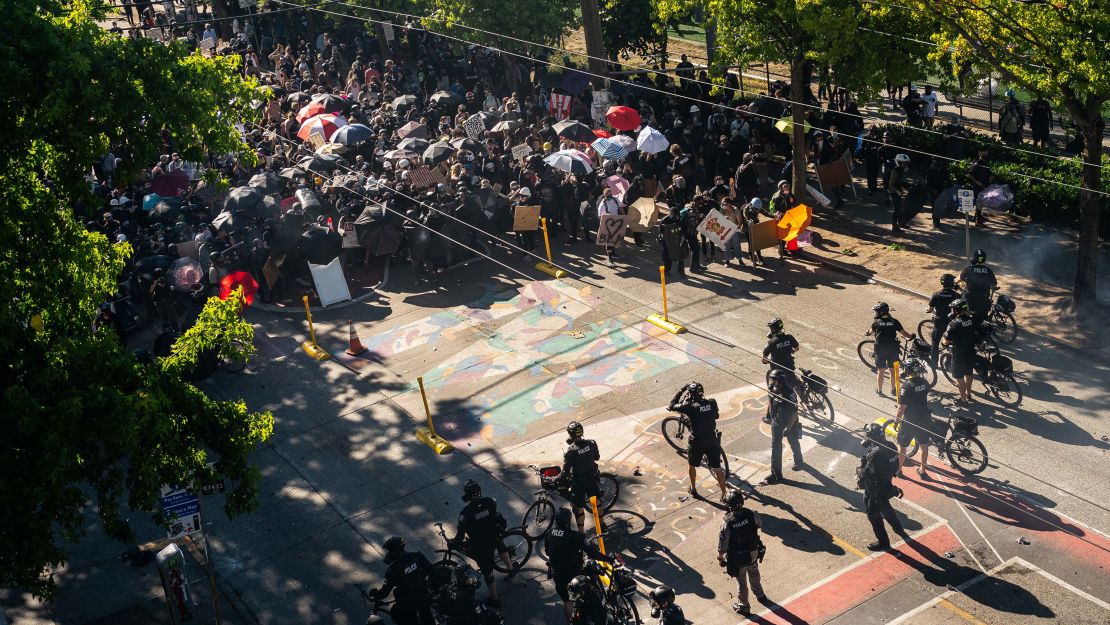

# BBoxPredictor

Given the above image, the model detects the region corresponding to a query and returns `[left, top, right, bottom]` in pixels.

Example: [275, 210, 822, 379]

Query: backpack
[660, 222, 687, 255]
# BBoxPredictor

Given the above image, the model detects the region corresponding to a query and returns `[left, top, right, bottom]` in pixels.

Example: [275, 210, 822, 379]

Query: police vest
[726, 509, 758, 550]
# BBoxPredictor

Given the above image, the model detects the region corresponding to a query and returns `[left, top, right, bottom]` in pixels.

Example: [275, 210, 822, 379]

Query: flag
[548, 93, 573, 121]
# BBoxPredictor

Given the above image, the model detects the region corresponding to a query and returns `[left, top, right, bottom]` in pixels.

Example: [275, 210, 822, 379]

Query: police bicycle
[763, 367, 835, 423]
[520, 465, 620, 540]
[432, 521, 533, 575]
[938, 343, 1022, 408]
[987, 292, 1018, 344]
[880, 414, 989, 475]
[917, 318, 1002, 356]
[660, 414, 731, 476]
[857, 335, 938, 388]
[581, 554, 641, 625]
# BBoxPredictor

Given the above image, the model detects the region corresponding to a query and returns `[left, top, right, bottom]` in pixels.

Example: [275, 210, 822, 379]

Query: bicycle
[582, 554, 640, 625]
[938, 345, 1022, 408]
[857, 335, 937, 388]
[432, 521, 533, 576]
[521, 465, 619, 540]
[354, 582, 396, 624]
[660, 416, 731, 477]
[987, 292, 1018, 344]
[879, 414, 989, 475]
[917, 318, 1001, 357]
[764, 367, 835, 423]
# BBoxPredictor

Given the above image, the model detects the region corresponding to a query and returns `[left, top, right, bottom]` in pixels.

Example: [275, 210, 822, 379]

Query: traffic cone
[345, 319, 367, 356]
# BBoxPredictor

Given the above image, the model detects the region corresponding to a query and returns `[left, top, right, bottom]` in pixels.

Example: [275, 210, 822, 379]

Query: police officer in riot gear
[546, 508, 607, 622]
[926, 274, 961, 366]
[959, 248, 998, 324]
[372, 537, 435, 625]
[857, 424, 906, 551]
[563, 421, 601, 533]
[443, 565, 500, 625]
[762, 318, 800, 385]
[669, 382, 729, 501]
[648, 585, 686, 625]
[717, 490, 766, 614]
[895, 360, 943, 477]
[567, 575, 607, 625]
[869, 302, 914, 396]
[762, 369, 804, 485]
[450, 480, 515, 605]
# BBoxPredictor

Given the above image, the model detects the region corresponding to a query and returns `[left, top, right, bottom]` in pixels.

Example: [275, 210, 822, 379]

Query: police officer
[372, 537, 435, 625]
[943, 299, 978, 407]
[547, 508, 607, 622]
[717, 491, 766, 614]
[450, 480, 514, 605]
[762, 369, 804, 485]
[869, 302, 914, 397]
[443, 566, 498, 625]
[669, 382, 728, 501]
[895, 360, 943, 478]
[648, 585, 686, 625]
[567, 575, 607, 625]
[657, 205, 689, 278]
[762, 318, 800, 386]
[926, 274, 961, 366]
[563, 421, 601, 533]
[959, 248, 998, 326]
[857, 424, 906, 551]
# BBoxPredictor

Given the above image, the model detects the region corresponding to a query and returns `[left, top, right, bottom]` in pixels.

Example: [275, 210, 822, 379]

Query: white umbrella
[543, 150, 594, 175]
[637, 126, 670, 154]
[610, 135, 637, 152]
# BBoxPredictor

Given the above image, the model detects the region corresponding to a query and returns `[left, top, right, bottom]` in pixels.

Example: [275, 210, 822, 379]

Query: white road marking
[1012, 557, 1110, 610]
[942, 481, 1004, 565]
[884, 558, 1018, 625]
[790, 318, 816, 330]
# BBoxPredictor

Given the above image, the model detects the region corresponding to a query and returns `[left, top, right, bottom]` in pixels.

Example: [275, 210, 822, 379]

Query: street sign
[160, 485, 202, 539]
[957, 188, 975, 214]
[200, 480, 225, 496]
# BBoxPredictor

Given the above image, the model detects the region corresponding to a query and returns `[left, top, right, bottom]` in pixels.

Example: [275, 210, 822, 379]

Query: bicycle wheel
[991, 311, 1018, 344]
[988, 373, 1023, 408]
[804, 390, 835, 424]
[917, 319, 935, 340]
[598, 473, 619, 513]
[708, 448, 731, 477]
[608, 593, 640, 625]
[922, 358, 938, 389]
[857, 339, 877, 371]
[428, 559, 459, 595]
[939, 353, 955, 385]
[521, 499, 556, 540]
[218, 338, 248, 372]
[660, 417, 687, 451]
[493, 528, 533, 573]
[945, 435, 988, 475]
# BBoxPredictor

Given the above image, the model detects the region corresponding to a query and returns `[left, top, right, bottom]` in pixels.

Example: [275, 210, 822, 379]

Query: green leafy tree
[909, 0, 1109, 311]
[599, 0, 668, 63]
[0, 1, 272, 597]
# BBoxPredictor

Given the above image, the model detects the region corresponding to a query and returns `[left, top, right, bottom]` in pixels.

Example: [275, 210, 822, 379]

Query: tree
[0, 1, 272, 597]
[654, 0, 931, 198]
[598, 0, 668, 64]
[909, 0, 1108, 311]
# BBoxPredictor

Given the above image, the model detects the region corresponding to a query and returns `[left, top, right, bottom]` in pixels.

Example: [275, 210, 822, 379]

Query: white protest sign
[596, 214, 628, 247]
[696, 209, 740, 250]
[511, 144, 533, 162]
[307, 257, 352, 307]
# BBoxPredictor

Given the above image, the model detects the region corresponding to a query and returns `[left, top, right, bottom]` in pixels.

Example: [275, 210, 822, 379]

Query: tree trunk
[790, 57, 808, 201]
[579, 0, 609, 89]
[211, 0, 231, 39]
[704, 18, 717, 69]
[1072, 116, 1104, 311]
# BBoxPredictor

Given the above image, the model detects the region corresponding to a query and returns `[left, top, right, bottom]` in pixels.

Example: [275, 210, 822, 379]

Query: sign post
[957, 189, 975, 262]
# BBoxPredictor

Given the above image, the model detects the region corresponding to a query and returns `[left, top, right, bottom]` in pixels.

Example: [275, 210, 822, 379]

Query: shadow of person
[748, 490, 847, 557]
[615, 521, 716, 600]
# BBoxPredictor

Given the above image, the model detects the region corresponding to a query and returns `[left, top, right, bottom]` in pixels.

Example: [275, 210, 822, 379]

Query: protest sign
[748, 220, 780, 251]
[595, 214, 628, 247]
[696, 209, 740, 249]
[512, 205, 541, 231]
[816, 151, 853, 189]
[627, 198, 664, 233]
[511, 144, 532, 162]
[307, 257, 351, 307]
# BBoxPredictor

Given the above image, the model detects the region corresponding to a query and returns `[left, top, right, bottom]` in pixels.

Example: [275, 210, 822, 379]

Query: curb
[251, 258, 390, 314]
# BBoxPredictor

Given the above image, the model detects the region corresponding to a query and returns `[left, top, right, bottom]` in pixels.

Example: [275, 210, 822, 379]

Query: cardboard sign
[806, 184, 832, 208]
[340, 219, 360, 248]
[816, 151, 853, 189]
[511, 144, 533, 162]
[464, 116, 485, 141]
[627, 197, 664, 233]
[512, 205, 541, 231]
[596, 214, 628, 247]
[696, 209, 740, 249]
[408, 166, 446, 189]
[262, 255, 284, 289]
[308, 257, 352, 307]
[748, 220, 780, 251]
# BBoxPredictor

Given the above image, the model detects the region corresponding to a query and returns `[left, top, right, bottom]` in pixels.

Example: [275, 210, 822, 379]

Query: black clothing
[570, 585, 607, 625]
[444, 592, 496, 625]
[670, 396, 719, 441]
[380, 551, 435, 625]
[563, 439, 600, 479]
[859, 443, 904, 546]
[719, 508, 761, 576]
[943, 315, 978, 377]
[455, 496, 507, 573]
[546, 525, 604, 600]
[898, 378, 930, 421]
[657, 604, 686, 625]
[960, 264, 997, 298]
[928, 288, 960, 363]
[763, 333, 799, 374]
[871, 316, 904, 344]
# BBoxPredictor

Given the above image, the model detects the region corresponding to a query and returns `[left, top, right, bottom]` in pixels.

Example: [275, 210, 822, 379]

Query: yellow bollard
[300, 296, 331, 361]
[413, 377, 455, 455]
[534, 217, 567, 279]
[589, 496, 606, 555]
[893, 360, 901, 399]
[647, 265, 686, 334]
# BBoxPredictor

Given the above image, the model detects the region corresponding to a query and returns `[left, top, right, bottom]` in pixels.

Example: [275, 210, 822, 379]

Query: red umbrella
[296, 102, 328, 123]
[220, 271, 259, 307]
[606, 106, 642, 131]
[149, 171, 189, 197]
[297, 114, 347, 142]
[592, 129, 612, 138]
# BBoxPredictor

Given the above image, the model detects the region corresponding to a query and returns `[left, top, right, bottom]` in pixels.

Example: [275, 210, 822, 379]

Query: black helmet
[650, 585, 676, 606]
[555, 507, 573, 528]
[455, 565, 482, 593]
[873, 302, 890, 317]
[973, 248, 986, 264]
[462, 479, 481, 502]
[940, 273, 956, 288]
[566, 421, 584, 440]
[383, 536, 405, 563]
[568, 575, 592, 602]
[863, 422, 886, 446]
[686, 382, 704, 396]
[767, 318, 784, 334]
[900, 359, 926, 380]
[768, 368, 789, 387]
[725, 490, 745, 510]
[950, 298, 969, 314]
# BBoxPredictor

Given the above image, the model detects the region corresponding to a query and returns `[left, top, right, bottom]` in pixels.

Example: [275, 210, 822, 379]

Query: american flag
[548, 93, 573, 121]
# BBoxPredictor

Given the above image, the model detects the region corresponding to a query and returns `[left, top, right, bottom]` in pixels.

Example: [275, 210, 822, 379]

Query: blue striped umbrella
[590, 137, 628, 161]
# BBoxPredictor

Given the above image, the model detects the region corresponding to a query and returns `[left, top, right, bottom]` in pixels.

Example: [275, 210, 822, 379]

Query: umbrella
[297, 114, 347, 142]
[212, 210, 242, 232]
[605, 106, 642, 131]
[590, 138, 628, 161]
[449, 137, 484, 153]
[248, 171, 282, 195]
[298, 152, 345, 173]
[150, 171, 189, 197]
[133, 254, 173, 276]
[467, 111, 500, 130]
[776, 204, 813, 241]
[604, 175, 630, 202]
[286, 91, 310, 106]
[747, 96, 785, 119]
[552, 120, 596, 142]
[382, 149, 417, 161]
[354, 204, 403, 256]
[560, 69, 591, 93]
[315, 142, 349, 156]
[636, 126, 670, 154]
[219, 271, 259, 307]
[142, 193, 162, 211]
[397, 137, 430, 153]
[610, 135, 636, 152]
[279, 167, 305, 180]
[224, 186, 264, 214]
[592, 129, 612, 139]
[392, 94, 418, 109]
[296, 102, 328, 123]
[491, 120, 520, 133]
[544, 150, 593, 175]
[429, 90, 456, 106]
[265, 85, 287, 99]
[396, 121, 427, 140]
[170, 257, 203, 290]
[149, 199, 183, 223]
[329, 123, 373, 145]
[298, 225, 342, 265]
[309, 93, 348, 114]
[423, 141, 456, 166]
[774, 116, 813, 135]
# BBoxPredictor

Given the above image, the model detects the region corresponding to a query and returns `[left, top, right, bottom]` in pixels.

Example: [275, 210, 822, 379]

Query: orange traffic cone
[345, 319, 367, 356]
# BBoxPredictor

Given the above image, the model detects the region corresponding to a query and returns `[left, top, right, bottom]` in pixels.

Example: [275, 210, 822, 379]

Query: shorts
[570, 475, 600, 508]
[949, 354, 974, 378]
[875, 342, 900, 369]
[688, 439, 723, 469]
[897, 417, 941, 448]
[554, 572, 575, 601]
[468, 540, 509, 575]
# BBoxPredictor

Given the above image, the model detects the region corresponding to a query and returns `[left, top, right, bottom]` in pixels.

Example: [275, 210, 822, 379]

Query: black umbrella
[298, 225, 342, 265]
[423, 141, 456, 166]
[270, 217, 302, 255]
[747, 96, 785, 120]
[450, 137, 484, 154]
[354, 204, 403, 256]
[224, 186, 264, 214]
[149, 198, 183, 224]
[392, 94, 418, 109]
[286, 91, 310, 106]
[265, 85, 287, 99]
[491, 119, 521, 132]
[552, 120, 596, 142]
[429, 90, 456, 106]
[212, 210, 243, 232]
[298, 153, 345, 173]
[469, 188, 510, 230]
[248, 172, 282, 195]
[397, 137, 430, 153]
[279, 167, 305, 180]
[310, 93, 348, 114]
[133, 254, 173, 276]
